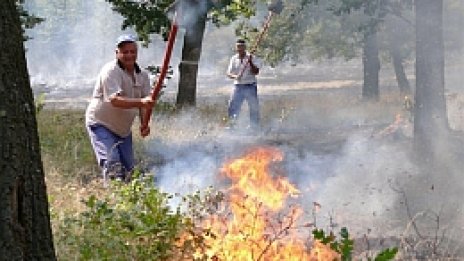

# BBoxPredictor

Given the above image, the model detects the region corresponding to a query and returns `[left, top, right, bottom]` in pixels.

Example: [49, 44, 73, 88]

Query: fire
[197, 146, 340, 260]
[222, 147, 299, 211]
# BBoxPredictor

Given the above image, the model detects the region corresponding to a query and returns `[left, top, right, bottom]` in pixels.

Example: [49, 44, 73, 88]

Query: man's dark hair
[236, 39, 246, 45]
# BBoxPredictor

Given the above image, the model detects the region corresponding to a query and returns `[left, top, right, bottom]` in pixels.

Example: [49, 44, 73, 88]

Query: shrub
[54, 172, 184, 260]
[313, 227, 398, 261]
[53, 171, 222, 260]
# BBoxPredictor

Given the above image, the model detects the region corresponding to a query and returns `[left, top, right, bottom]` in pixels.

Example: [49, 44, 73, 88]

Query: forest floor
[40, 77, 464, 259]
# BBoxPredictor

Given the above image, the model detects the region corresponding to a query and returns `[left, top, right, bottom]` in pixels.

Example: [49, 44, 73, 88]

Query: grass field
[38, 90, 464, 259]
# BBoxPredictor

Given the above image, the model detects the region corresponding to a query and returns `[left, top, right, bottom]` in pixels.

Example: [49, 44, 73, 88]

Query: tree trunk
[176, 13, 207, 107]
[414, 0, 448, 160]
[385, 10, 412, 97]
[0, 0, 56, 259]
[362, 30, 380, 100]
[390, 45, 411, 96]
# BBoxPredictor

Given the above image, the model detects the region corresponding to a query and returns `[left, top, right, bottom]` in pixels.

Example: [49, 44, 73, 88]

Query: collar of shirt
[117, 59, 141, 74]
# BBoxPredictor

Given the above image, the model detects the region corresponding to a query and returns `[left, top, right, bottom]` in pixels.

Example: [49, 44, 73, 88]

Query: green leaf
[374, 247, 398, 261]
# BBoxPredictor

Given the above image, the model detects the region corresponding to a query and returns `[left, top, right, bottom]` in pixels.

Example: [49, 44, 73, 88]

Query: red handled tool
[141, 14, 178, 134]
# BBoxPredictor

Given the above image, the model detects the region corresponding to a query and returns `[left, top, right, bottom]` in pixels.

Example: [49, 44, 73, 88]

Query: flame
[221, 147, 299, 211]
[374, 113, 404, 138]
[196, 146, 340, 260]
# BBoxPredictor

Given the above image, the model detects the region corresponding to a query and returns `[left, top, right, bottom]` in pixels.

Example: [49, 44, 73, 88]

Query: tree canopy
[106, 0, 257, 44]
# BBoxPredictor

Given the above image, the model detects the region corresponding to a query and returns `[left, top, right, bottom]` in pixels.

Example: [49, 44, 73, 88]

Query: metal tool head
[268, 0, 284, 15]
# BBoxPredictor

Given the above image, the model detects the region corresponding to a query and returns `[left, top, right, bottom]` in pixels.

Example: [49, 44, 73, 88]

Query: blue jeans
[86, 124, 134, 179]
[228, 83, 260, 126]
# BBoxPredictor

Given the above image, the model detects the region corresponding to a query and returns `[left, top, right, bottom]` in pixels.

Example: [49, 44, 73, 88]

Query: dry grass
[41, 90, 409, 213]
[46, 89, 460, 259]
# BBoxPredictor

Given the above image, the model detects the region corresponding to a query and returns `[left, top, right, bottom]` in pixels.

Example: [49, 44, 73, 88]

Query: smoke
[167, 0, 208, 31]
[23, 0, 464, 253]
[146, 84, 464, 247]
[24, 0, 165, 91]
[311, 134, 417, 236]
[145, 107, 273, 209]
[23, 0, 240, 106]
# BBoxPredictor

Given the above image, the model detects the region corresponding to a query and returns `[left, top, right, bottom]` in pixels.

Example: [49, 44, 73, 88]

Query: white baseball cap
[116, 34, 137, 47]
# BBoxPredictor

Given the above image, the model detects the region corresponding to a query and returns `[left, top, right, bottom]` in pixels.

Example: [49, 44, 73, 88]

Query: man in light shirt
[226, 39, 261, 130]
[85, 34, 153, 182]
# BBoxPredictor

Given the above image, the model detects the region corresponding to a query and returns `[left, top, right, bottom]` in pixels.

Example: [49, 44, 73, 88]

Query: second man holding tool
[226, 39, 262, 131]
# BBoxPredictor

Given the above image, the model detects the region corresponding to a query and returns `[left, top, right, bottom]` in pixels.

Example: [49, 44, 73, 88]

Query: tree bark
[386, 17, 412, 96]
[414, 0, 448, 160]
[176, 13, 207, 107]
[390, 45, 411, 96]
[0, 0, 56, 259]
[362, 30, 380, 101]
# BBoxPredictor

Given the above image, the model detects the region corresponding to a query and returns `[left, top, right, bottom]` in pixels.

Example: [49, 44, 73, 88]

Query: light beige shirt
[85, 60, 151, 137]
[227, 53, 261, 85]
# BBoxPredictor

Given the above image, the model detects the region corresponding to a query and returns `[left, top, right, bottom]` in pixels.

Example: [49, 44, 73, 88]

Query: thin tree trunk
[176, 13, 207, 107]
[414, 0, 448, 160]
[0, 0, 56, 259]
[385, 14, 412, 97]
[362, 30, 380, 101]
[390, 46, 411, 96]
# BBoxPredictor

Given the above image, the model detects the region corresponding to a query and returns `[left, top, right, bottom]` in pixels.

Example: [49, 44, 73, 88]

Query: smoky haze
[24, 0, 464, 256]
[23, 0, 236, 104]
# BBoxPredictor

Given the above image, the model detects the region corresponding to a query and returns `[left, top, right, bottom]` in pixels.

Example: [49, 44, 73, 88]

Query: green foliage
[106, 0, 173, 42]
[247, 0, 415, 67]
[34, 93, 46, 114]
[53, 171, 225, 260]
[16, 0, 44, 40]
[313, 227, 354, 260]
[371, 247, 398, 261]
[55, 174, 184, 260]
[238, 0, 362, 66]
[313, 227, 397, 261]
[209, 0, 257, 26]
[106, 0, 258, 44]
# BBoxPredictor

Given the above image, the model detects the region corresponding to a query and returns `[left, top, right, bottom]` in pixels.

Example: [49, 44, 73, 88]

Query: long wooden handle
[141, 16, 178, 132]
[237, 11, 275, 78]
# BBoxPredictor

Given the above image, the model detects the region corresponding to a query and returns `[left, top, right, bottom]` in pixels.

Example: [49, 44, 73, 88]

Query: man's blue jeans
[86, 124, 134, 179]
[228, 82, 260, 127]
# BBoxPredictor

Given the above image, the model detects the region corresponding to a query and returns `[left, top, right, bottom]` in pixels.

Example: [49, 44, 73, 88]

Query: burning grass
[40, 89, 464, 259]
[195, 146, 340, 260]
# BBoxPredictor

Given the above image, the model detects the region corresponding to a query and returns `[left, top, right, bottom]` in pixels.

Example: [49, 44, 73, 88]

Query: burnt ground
[38, 62, 464, 258]
[137, 79, 464, 259]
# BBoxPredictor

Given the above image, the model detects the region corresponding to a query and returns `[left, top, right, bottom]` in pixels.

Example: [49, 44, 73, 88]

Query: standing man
[85, 34, 153, 182]
[226, 39, 262, 130]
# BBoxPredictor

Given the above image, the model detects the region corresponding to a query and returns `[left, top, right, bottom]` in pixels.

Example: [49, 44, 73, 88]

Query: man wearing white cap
[85, 34, 153, 183]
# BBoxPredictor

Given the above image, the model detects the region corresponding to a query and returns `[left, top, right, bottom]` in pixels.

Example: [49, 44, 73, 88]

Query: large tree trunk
[176, 13, 207, 107]
[414, 0, 448, 160]
[0, 0, 56, 259]
[362, 30, 380, 100]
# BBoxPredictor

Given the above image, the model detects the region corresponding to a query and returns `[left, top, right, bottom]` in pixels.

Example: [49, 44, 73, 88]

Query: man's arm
[227, 72, 239, 79]
[139, 107, 150, 137]
[109, 94, 153, 109]
[248, 55, 260, 75]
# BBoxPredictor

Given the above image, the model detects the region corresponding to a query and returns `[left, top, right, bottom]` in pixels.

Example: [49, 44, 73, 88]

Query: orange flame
[221, 147, 299, 211]
[196, 146, 339, 260]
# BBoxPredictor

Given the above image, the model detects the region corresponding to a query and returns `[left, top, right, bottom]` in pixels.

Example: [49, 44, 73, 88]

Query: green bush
[53, 172, 223, 260]
[313, 227, 398, 261]
[54, 173, 183, 260]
